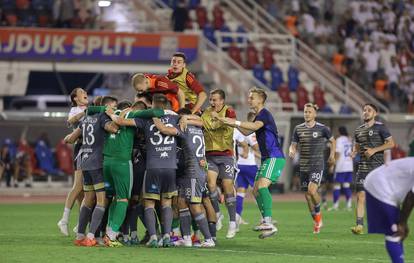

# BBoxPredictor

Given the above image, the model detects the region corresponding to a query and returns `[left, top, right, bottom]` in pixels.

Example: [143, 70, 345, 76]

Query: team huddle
[54, 52, 414, 262]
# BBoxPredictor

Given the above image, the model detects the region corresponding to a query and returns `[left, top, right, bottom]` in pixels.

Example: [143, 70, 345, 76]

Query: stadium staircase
[220, 0, 389, 114]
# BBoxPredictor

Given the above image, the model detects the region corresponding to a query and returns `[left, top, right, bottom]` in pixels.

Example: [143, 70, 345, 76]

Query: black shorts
[177, 177, 206, 204]
[73, 142, 81, 170]
[355, 172, 368, 192]
[143, 168, 177, 200]
[207, 155, 235, 180]
[132, 159, 146, 197]
[300, 168, 324, 192]
[83, 169, 105, 192]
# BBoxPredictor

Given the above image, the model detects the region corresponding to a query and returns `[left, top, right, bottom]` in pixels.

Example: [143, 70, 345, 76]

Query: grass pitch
[0, 201, 413, 263]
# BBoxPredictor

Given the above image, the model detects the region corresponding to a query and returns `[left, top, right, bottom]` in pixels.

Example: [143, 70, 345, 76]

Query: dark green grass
[0, 201, 413, 263]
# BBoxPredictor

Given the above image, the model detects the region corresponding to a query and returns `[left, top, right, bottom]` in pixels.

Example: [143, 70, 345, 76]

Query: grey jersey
[354, 122, 392, 175]
[178, 125, 207, 179]
[292, 122, 333, 172]
[79, 113, 111, 171]
[134, 114, 179, 169]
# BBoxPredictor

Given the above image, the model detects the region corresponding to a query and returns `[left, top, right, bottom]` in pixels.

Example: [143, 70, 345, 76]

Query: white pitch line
[198, 248, 414, 263]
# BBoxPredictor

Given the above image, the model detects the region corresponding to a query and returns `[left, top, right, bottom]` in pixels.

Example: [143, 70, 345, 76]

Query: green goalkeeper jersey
[102, 108, 164, 161]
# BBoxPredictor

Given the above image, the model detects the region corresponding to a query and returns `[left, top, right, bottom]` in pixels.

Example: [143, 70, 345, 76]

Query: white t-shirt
[233, 129, 257, 166]
[335, 136, 353, 173]
[344, 37, 357, 59]
[364, 157, 414, 207]
[385, 64, 401, 83]
[68, 106, 86, 128]
[363, 51, 380, 72]
[380, 47, 396, 69]
[302, 13, 315, 34]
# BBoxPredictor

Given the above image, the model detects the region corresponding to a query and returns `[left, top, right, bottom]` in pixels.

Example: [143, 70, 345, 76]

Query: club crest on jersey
[312, 132, 318, 138]
[160, 152, 169, 158]
[368, 130, 373, 136]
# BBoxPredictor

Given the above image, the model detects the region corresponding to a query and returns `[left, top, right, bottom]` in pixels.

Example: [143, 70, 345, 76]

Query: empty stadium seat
[288, 65, 300, 91]
[245, 43, 259, 69]
[16, 0, 30, 10]
[313, 85, 326, 109]
[188, 0, 200, 9]
[35, 140, 63, 176]
[196, 6, 208, 29]
[262, 44, 275, 70]
[339, 104, 352, 114]
[5, 14, 18, 26]
[203, 23, 216, 44]
[236, 25, 247, 43]
[55, 140, 74, 175]
[220, 24, 232, 44]
[253, 64, 267, 86]
[270, 64, 284, 91]
[228, 43, 242, 65]
[296, 85, 309, 111]
[212, 4, 224, 30]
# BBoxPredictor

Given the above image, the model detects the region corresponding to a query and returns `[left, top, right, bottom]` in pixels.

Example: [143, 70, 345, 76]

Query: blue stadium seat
[35, 140, 62, 176]
[188, 0, 200, 9]
[270, 64, 284, 91]
[203, 24, 216, 44]
[236, 25, 247, 43]
[2, 138, 17, 161]
[339, 104, 352, 114]
[320, 105, 333, 113]
[287, 65, 300, 91]
[220, 24, 233, 44]
[253, 64, 267, 86]
[1, 0, 16, 11]
[31, 0, 50, 11]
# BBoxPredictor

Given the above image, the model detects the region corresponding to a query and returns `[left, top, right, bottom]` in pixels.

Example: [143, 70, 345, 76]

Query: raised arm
[64, 128, 82, 144]
[67, 111, 85, 126]
[153, 118, 178, 136]
[192, 91, 207, 114]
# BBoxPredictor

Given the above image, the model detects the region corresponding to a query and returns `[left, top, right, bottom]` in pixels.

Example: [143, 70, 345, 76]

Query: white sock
[229, 221, 236, 228]
[86, 233, 95, 239]
[76, 233, 85, 240]
[264, 216, 272, 224]
[131, 231, 137, 239]
[183, 235, 191, 241]
[108, 230, 118, 241]
[123, 235, 130, 242]
[62, 208, 71, 222]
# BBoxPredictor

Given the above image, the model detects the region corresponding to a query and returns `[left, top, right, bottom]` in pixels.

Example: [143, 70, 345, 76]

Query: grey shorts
[177, 177, 206, 204]
[355, 172, 368, 192]
[143, 168, 177, 200]
[206, 155, 235, 180]
[83, 169, 104, 192]
[300, 168, 324, 192]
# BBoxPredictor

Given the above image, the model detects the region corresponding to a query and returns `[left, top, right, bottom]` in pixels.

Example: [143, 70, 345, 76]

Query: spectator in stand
[362, 44, 380, 87]
[332, 49, 346, 74]
[385, 56, 402, 100]
[171, 0, 189, 32]
[53, 0, 75, 28]
[374, 73, 390, 106]
[285, 11, 299, 37]
[301, 9, 315, 45]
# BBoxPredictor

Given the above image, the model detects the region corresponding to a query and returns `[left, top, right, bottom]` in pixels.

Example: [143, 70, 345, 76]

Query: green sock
[109, 200, 129, 232]
[191, 219, 199, 232]
[258, 187, 272, 218]
[172, 218, 180, 230]
[255, 192, 265, 217]
[108, 199, 117, 227]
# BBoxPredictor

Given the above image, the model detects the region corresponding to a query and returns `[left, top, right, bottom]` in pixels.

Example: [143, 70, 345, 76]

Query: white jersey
[233, 129, 257, 166]
[335, 136, 353, 173]
[68, 106, 86, 129]
[68, 106, 85, 118]
[364, 157, 414, 207]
